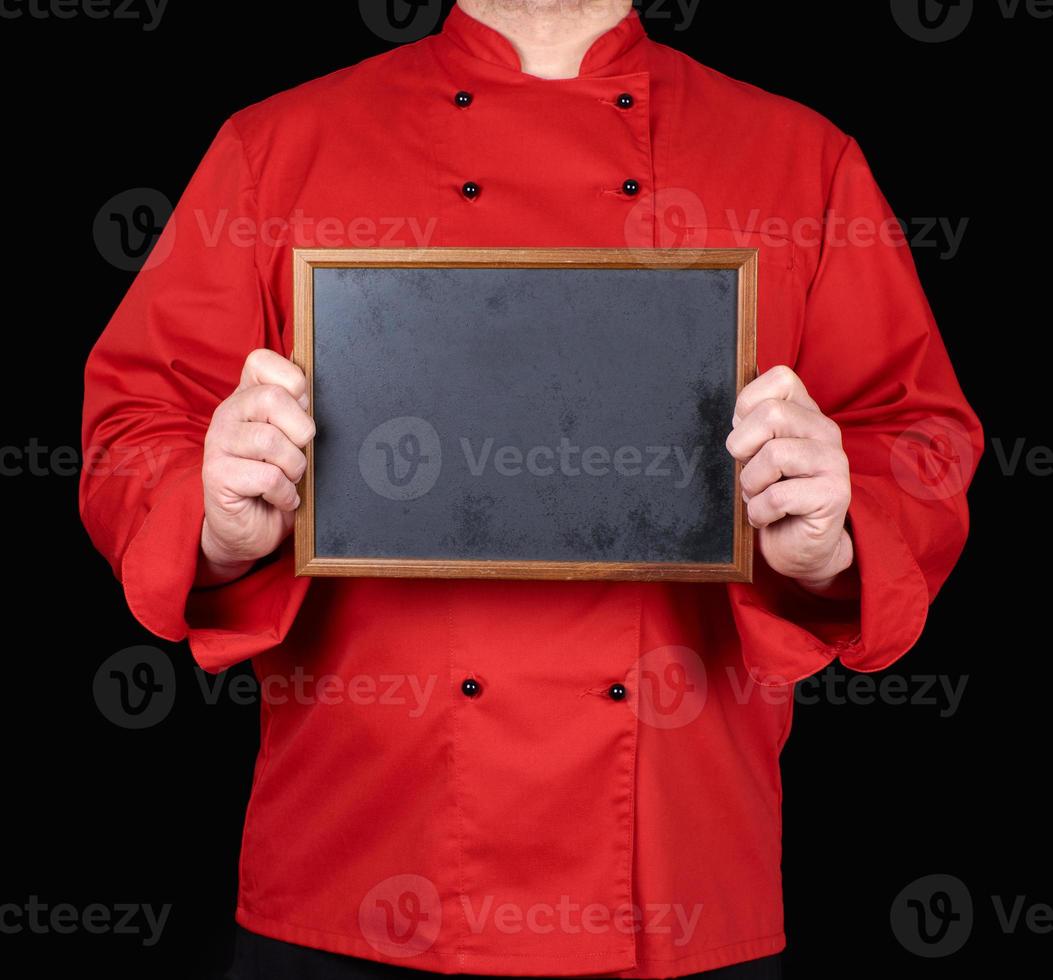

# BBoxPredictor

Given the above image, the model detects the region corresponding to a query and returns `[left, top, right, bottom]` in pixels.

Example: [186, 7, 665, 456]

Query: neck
[457, 0, 633, 79]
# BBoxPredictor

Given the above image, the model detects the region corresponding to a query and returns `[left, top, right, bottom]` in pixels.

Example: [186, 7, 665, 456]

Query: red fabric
[80, 5, 982, 976]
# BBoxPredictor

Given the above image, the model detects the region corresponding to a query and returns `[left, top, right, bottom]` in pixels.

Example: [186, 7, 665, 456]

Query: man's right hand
[197, 349, 316, 587]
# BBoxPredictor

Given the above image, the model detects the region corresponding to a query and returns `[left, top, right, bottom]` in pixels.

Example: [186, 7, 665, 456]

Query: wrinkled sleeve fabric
[728, 136, 983, 686]
[80, 118, 310, 674]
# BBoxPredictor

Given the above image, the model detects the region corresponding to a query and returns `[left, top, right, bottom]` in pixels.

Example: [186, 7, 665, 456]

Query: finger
[733, 365, 819, 426]
[740, 438, 845, 498]
[224, 384, 316, 448]
[746, 476, 850, 528]
[237, 348, 309, 409]
[726, 399, 842, 462]
[219, 421, 307, 483]
[212, 457, 301, 512]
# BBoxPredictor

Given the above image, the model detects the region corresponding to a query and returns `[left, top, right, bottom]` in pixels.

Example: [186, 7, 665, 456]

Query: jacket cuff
[119, 463, 311, 674]
[727, 478, 929, 686]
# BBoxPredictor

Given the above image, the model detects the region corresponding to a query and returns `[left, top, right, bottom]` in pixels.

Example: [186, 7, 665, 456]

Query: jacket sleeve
[80, 117, 310, 674]
[727, 136, 983, 686]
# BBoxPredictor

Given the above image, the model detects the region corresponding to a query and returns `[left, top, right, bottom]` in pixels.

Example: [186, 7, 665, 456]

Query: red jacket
[80, 6, 982, 976]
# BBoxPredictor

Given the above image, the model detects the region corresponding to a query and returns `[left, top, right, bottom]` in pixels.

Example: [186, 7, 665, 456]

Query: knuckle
[279, 478, 298, 505]
[764, 438, 788, 469]
[821, 415, 842, 444]
[747, 495, 767, 524]
[760, 399, 785, 426]
[245, 347, 272, 371]
[263, 464, 286, 492]
[209, 397, 233, 428]
[254, 424, 281, 459]
[257, 383, 286, 413]
[739, 466, 758, 495]
[295, 417, 317, 447]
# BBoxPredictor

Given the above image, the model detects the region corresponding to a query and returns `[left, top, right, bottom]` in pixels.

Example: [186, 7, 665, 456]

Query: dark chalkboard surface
[294, 249, 756, 581]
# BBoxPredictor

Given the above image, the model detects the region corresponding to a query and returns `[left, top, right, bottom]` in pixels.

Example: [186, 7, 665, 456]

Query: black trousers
[225, 927, 782, 980]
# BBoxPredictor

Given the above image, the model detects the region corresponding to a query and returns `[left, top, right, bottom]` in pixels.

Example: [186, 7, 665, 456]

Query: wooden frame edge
[735, 250, 759, 583]
[293, 247, 758, 582]
[293, 250, 316, 576]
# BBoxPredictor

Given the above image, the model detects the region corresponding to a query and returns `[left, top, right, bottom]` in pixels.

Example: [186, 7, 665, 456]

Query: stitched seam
[444, 585, 469, 968]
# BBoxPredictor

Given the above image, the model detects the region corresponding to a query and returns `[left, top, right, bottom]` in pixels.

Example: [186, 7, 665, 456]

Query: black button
[455, 91, 473, 108]
[462, 181, 480, 200]
[608, 683, 627, 702]
[622, 179, 640, 196]
[616, 93, 634, 109]
[461, 678, 481, 698]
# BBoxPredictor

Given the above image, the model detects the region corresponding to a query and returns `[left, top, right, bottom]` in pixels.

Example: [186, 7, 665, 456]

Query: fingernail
[294, 494, 301, 508]
[298, 393, 309, 410]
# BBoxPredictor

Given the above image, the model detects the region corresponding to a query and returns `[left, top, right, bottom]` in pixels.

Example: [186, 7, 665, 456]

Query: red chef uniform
[80, 5, 982, 976]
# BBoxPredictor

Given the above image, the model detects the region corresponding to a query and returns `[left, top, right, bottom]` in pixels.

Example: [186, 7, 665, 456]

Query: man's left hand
[725, 365, 854, 593]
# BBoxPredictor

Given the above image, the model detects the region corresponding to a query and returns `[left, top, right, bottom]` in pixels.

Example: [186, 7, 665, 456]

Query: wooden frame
[293, 248, 757, 582]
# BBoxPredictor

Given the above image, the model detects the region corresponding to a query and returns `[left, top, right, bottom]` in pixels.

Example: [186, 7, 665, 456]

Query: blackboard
[293, 249, 756, 581]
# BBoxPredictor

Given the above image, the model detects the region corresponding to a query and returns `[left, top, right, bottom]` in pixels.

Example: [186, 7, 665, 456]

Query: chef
[80, 1, 982, 978]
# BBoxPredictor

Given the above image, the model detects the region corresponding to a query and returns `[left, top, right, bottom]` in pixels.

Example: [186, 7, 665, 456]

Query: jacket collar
[440, 3, 648, 77]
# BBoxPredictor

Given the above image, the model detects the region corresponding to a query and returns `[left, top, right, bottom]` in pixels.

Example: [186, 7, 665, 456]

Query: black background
[1, 1, 1047, 977]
